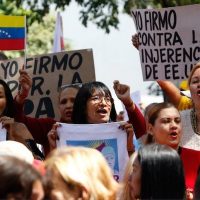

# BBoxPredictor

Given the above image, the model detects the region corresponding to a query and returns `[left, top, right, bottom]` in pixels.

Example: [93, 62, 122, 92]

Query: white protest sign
[57, 122, 129, 182]
[0, 123, 7, 141]
[0, 49, 95, 120]
[131, 4, 200, 81]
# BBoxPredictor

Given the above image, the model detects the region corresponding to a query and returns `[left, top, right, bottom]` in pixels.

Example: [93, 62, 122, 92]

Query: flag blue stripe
[0, 27, 25, 39]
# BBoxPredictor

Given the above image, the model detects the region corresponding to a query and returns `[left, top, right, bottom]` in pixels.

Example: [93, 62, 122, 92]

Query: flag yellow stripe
[0, 15, 25, 27]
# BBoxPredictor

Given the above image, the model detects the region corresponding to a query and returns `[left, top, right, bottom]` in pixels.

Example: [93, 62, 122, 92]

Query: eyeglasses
[59, 83, 82, 92]
[61, 83, 82, 89]
[90, 95, 113, 105]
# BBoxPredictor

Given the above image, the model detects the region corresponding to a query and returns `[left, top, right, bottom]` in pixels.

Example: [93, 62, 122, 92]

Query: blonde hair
[45, 146, 119, 200]
[120, 152, 137, 200]
[188, 62, 200, 85]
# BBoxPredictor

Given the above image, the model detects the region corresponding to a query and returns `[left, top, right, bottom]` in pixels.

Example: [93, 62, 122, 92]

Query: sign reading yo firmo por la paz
[131, 4, 200, 81]
[0, 49, 95, 120]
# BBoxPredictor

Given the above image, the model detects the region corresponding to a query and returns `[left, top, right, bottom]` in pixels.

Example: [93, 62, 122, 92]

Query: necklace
[190, 109, 200, 135]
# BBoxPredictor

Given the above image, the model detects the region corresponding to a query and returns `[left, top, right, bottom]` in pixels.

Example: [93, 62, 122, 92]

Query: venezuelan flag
[0, 15, 25, 50]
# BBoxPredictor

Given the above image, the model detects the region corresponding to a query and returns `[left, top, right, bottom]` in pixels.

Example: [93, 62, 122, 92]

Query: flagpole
[23, 15, 27, 70]
[52, 12, 65, 53]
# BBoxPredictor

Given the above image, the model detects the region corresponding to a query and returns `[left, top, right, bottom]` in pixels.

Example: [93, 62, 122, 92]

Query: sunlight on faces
[58, 87, 79, 123]
[189, 67, 200, 108]
[149, 107, 182, 149]
[129, 153, 141, 200]
[49, 168, 83, 200]
[86, 89, 112, 123]
[0, 85, 6, 117]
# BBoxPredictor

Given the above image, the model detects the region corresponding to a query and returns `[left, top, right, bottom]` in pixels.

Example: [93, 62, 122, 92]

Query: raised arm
[132, 33, 140, 50]
[16, 69, 32, 104]
[14, 69, 56, 156]
[157, 80, 182, 108]
[131, 34, 187, 109]
[113, 80, 146, 138]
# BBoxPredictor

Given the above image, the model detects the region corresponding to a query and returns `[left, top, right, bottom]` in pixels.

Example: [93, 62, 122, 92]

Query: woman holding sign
[132, 33, 192, 111]
[71, 81, 135, 155]
[15, 72, 81, 156]
[16, 67, 144, 157]
[48, 81, 146, 156]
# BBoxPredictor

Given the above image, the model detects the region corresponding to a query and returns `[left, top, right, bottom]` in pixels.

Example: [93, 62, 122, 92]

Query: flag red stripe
[60, 36, 64, 50]
[0, 39, 25, 50]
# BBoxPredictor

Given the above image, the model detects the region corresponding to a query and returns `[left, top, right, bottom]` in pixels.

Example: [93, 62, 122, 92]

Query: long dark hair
[72, 81, 117, 124]
[138, 144, 185, 199]
[0, 79, 15, 117]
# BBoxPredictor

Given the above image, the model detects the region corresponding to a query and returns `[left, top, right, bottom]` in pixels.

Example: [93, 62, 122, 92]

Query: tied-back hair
[138, 144, 186, 200]
[45, 147, 119, 200]
[147, 102, 178, 125]
[143, 102, 158, 120]
[72, 81, 117, 124]
[0, 79, 15, 118]
[144, 102, 178, 145]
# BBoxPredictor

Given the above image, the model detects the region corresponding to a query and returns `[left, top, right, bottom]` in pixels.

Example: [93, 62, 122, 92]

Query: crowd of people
[0, 31, 199, 199]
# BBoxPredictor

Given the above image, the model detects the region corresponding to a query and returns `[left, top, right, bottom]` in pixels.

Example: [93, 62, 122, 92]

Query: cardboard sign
[0, 49, 95, 119]
[131, 4, 200, 81]
[57, 122, 129, 182]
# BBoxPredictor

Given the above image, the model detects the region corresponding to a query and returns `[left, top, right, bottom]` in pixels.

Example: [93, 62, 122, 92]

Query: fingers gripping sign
[0, 116, 14, 133]
[119, 122, 135, 156]
[47, 122, 61, 152]
[17, 69, 32, 103]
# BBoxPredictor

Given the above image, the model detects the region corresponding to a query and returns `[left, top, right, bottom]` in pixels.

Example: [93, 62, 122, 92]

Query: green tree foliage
[27, 14, 55, 56]
[27, 14, 71, 56]
[4, 13, 71, 58]
[0, 0, 200, 33]
[1, 0, 200, 33]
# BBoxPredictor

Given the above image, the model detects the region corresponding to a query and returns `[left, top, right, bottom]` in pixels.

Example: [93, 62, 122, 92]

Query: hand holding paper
[17, 69, 32, 104]
[119, 122, 134, 154]
[47, 123, 60, 151]
[56, 122, 129, 181]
